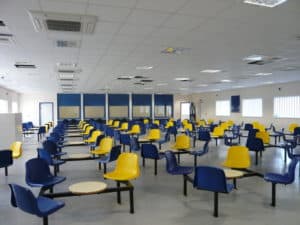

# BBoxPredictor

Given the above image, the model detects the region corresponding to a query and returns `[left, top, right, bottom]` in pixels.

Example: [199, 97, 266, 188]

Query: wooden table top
[223, 169, 244, 179]
[69, 181, 107, 195]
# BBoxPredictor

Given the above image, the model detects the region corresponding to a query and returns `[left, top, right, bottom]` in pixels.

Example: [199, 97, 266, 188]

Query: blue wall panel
[57, 93, 81, 106]
[132, 94, 152, 106]
[154, 94, 173, 106]
[108, 94, 129, 106]
[83, 94, 105, 106]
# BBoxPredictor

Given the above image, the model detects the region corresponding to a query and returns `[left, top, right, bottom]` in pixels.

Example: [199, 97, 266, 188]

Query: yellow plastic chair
[143, 119, 149, 124]
[207, 119, 214, 125]
[118, 122, 128, 131]
[222, 146, 251, 169]
[211, 126, 225, 146]
[172, 135, 191, 150]
[220, 122, 230, 130]
[81, 126, 94, 136]
[85, 130, 102, 144]
[154, 120, 160, 126]
[106, 119, 113, 126]
[91, 137, 113, 155]
[112, 120, 120, 128]
[256, 131, 270, 145]
[288, 123, 298, 133]
[165, 121, 174, 129]
[127, 124, 140, 135]
[184, 123, 193, 132]
[103, 152, 140, 181]
[81, 123, 90, 132]
[227, 120, 234, 127]
[10, 141, 22, 159]
[196, 120, 206, 127]
[146, 129, 161, 141]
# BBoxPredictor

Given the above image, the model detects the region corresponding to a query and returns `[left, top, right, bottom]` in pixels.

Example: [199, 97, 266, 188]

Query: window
[0, 99, 8, 113]
[242, 98, 262, 117]
[154, 105, 172, 117]
[181, 102, 190, 120]
[133, 106, 150, 118]
[216, 100, 230, 116]
[12, 101, 18, 113]
[274, 96, 300, 118]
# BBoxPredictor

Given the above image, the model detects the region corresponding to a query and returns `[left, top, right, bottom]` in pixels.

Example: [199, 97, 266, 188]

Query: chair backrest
[184, 123, 193, 131]
[246, 137, 264, 152]
[37, 148, 53, 165]
[94, 134, 105, 147]
[43, 140, 58, 155]
[173, 135, 190, 149]
[107, 119, 113, 126]
[256, 131, 270, 144]
[212, 126, 224, 137]
[244, 123, 253, 131]
[194, 166, 229, 193]
[8, 183, 39, 215]
[112, 120, 120, 128]
[108, 145, 121, 162]
[147, 129, 161, 140]
[10, 141, 22, 159]
[222, 146, 251, 169]
[26, 158, 53, 185]
[0, 150, 13, 167]
[198, 130, 211, 141]
[141, 144, 160, 159]
[97, 137, 113, 154]
[88, 130, 102, 142]
[293, 127, 300, 136]
[130, 137, 140, 151]
[288, 123, 298, 133]
[114, 153, 140, 180]
[130, 124, 140, 134]
[120, 134, 131, 145]
[285, 157, 298, 183]
[164, 151, 178, 172]
[120, 122, 128, 130]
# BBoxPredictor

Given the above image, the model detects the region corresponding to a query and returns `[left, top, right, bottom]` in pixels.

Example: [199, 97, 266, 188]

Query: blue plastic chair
[43, 140, 66, 158]
[194, 166, 234, 217]
[141, 144, 164, 175]
[37, 148, 65, 176]
[26, 158, 66, 193]
[158, 132, 170, 150]
[0, 150, 13, 176]
[97, 145, 121, 173]
[264, 156, 298, 207]
[164, 151, 193, 196]
[246, 137, 264, 165]
[8, 183, 65, 225]
[189, 141, 210, 168]
[120, 134, 131, 152]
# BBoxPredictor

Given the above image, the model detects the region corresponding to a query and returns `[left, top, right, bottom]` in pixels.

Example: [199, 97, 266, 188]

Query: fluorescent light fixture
[174, 77, 191, 81]
[157, 83, 168, 86]
[59, 73, 74, 79]
[136, 66, 153, 70]
[263, 81, 274, 84]
[200, 69, 222, 73]
[244, 0, 287, 8]
[255, 72, 272, 76]
[243, 55, 264, 61]
[221, 79, 232, 83]
[233, 85, 245, 88]
[197, 84, 208, 87]
[179, 87, 188, 90]
[144, 87, 153, 90]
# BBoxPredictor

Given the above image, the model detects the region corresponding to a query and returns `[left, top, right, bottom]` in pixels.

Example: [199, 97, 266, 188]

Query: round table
[69, 181, 107, 195]
[223, 169, 244, 189]
[68, 153, 91, 159]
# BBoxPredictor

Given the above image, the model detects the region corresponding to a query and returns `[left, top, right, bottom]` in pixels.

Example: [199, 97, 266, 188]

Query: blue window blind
[108, 94, 129, 106]
[132, 94, 152, 106]
[83, 94, 105, 106]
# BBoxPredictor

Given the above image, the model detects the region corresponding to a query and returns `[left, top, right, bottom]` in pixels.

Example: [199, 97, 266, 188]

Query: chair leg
[154, 159, 157, 175]
[104, 163, 107, 174]
[43, 217, 48, 225]
[255, 152, 258, 165]
[98, 163, 102, 170]
[177, 153, 180, 164]
[194, 155, 197, 168]
[117, 181, 121, 204]
[213, 192, 219, 217]
[129, 186, 134, 214]
[5, 167, 8, 176]
[159, 143, 162, 150]
[271, 183, 276, 207]
[142, 157, 145, 167]
[183, 175, 188, 196]
[54, 166, 57, 176]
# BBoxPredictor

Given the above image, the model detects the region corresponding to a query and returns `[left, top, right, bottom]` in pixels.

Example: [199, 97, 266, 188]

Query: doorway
[180, 102, 191, 120]
[39, 102, 54, 126]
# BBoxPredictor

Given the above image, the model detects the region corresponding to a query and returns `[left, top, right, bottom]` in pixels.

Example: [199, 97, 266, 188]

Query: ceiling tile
[136, 0, 188, 13]
[126, 9, 170, 26]
[87, 4, 132, 22]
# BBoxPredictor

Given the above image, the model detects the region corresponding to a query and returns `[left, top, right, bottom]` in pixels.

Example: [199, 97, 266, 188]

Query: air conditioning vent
[58, 69, 76, 73]
[46, 19, 81, 32]
[15, 63, 36, 69]
[55, 40, 80, 48]
[28, 10, 97, 34]
[244, 0, 287, 8]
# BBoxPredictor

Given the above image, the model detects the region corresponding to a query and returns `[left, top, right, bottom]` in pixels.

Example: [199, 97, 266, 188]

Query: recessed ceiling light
[174, 77, 191, 81]
[157, 83, 168, 86]
[211, 89, 221, 92]
[136, 66, 153, 70]
[255, 72, 272, 76]
[221, 79, 232, 83]
[244, 0, 287, 8]
[263, 81, 274, 84]
[233, 85, 245, 88]
[59, 73, 74, 79]
[200, 69, 222, 73]
[197, 84, 208, 87]
[144, 87, 153, 90]
[179, 87, 188, 90]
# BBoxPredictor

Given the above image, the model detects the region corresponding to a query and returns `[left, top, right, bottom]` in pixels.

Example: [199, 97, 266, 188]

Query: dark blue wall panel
[108, 94, 129, 106]
[132, 94, 152, 106]
[154, 94, 173, 106]
[57, 93, 81, 106]
[83, 94, 105, 106]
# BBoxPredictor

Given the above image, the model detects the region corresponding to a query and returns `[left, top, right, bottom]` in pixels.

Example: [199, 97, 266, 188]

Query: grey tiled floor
[1, 135, 300, 225]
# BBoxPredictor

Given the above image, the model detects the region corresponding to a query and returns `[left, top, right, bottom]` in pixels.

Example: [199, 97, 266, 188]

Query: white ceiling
[0, 0, 299, 94]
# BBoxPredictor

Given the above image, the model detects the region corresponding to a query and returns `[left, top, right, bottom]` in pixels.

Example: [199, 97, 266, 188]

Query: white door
[180, 102, 190, 120]
[40, 102, 54, 125]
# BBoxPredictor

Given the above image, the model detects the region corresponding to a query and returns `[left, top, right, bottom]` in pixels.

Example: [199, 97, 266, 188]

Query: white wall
[20, 92, 57, 126]
[0, 86, 20, 113]
[174, 81, 300, 130]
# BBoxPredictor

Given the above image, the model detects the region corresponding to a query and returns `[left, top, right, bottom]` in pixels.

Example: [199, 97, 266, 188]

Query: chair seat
[189, 150, 206, 157]
[169, 166, 193, 175]
[37, 196, 65, 217]
[97, 155, 110, 163]
[52, 159, 65, 166]
[53, 152, 67, 157]
[264, 173, 292, 184]
[103, 171, 138, 181]
[27, 176, 66, 188]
